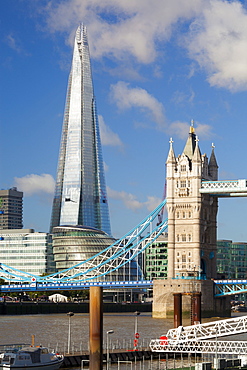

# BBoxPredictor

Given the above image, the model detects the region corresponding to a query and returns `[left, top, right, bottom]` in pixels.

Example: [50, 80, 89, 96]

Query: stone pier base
[152, 278, 231, 319]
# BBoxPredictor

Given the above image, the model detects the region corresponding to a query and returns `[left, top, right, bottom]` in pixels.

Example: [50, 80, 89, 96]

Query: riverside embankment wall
[0, 302, 152, 315]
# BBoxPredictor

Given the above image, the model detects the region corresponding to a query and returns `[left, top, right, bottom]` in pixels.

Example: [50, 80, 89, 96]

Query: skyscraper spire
[50, 24, 111, 235]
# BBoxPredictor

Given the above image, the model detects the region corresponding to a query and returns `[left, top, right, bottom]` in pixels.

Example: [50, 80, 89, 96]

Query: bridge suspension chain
[0, 199, 167, 284]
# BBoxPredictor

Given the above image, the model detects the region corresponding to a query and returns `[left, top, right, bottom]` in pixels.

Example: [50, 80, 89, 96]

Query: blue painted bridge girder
[0, 280, 153, 293]
[1, 279, 247, 297]
[214, 280, 247, 297]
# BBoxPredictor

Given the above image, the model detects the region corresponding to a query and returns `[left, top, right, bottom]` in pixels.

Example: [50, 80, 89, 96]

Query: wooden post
[191, 292, 201, 324]
[89, 287, 103, 370]
[173, 293, 182, 328]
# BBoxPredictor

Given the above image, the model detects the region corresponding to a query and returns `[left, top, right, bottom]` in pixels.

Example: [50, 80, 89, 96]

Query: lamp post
[67, 312, 74, 354]
[133, 311, 140, 350]
[210, 328, 218, 370]
[215, 330, 218, 370]
[106, 330, 114, 370]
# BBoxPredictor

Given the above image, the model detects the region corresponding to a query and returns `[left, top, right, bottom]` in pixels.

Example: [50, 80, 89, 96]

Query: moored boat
[0, 345, 64, 370]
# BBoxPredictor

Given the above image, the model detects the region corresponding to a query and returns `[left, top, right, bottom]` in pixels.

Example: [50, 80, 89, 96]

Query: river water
[0, 312, 177, 351]
[0, 312, 246, 369]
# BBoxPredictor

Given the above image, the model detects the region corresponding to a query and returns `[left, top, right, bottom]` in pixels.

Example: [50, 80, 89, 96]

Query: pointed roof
[192, 136, 201, 162]
[183, 121, 197, 160]
[166, 137, 176, 164]
[209, 143, 218, 168]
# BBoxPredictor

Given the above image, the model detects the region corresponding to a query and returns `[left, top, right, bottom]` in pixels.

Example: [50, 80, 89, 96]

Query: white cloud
[186, 0, 247, 91]
[110, 81, 166, 129]
[98, 115, 124, 148]
[169, 121, 213, 140]
[14, 174, 55, 196]
[103, 161, 109, 173]
[107, 186, 161, 212]
[43, 0, 203, 63]
[6, 34, 21, 53]
[41, 0, 247, 92]
[107, 187, 143, 211]
[145, 196, 163, 212]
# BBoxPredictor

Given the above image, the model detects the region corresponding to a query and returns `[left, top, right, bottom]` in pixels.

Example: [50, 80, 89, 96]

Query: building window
[188, 234, 192, 242]
[182, 254, 186, 262]
[177, 235, 180, 242]
[181, 165, 186, 172]
[182, 212, 186, 218]
[181, 180, 186, 188]
[182, 234, 186, 242]
[189, 211, 192, 218]
[177, 212, 179, 218]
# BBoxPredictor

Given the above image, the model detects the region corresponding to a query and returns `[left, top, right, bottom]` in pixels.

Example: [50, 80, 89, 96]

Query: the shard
[50, 24, 111, 235]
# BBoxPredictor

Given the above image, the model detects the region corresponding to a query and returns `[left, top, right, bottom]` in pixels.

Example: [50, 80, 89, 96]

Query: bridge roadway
[1, 278, 247, 297]
[200, 179, 247, 197]
[0, 280, 153, 292]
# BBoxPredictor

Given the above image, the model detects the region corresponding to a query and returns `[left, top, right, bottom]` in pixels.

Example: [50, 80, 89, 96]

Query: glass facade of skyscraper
[145, 233, 168, 279]
[50, 24, 111, 235]
[0, 229, 55, 275]
[217, 240, 247, 279]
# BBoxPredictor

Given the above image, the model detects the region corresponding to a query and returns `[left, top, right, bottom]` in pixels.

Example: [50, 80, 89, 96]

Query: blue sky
[1, 0, 247, 241]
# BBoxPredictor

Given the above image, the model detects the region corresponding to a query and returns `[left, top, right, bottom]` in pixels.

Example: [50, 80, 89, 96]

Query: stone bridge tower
[153, 124, 230, 318]
[166, 124, 218, 280]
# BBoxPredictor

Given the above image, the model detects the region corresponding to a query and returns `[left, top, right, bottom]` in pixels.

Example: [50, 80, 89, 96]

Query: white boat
[0, 345, 64, 370]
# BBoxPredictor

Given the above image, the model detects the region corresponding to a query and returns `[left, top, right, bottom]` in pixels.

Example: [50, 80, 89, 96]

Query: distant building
[217, 240, 247, 279]
[145, 233, 168, 279]
[50, 24, 111, 235]
[52, 225, 142, 281]
[145, 237, 247, 282]
[0, 229, 55, 276]
[0, 188, 23, 229]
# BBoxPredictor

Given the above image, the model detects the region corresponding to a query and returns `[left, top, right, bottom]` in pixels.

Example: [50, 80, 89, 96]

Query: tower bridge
[1, 124, 247, 318]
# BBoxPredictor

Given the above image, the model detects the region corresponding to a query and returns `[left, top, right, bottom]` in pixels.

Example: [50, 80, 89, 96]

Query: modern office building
[0, 188, 23, 230]
[0, 229, 55, 275]
[50, 24, 111, 235]
[144, 237, 247, 282]
[217, 240, 247, 279]
[145, 233, 168, 279]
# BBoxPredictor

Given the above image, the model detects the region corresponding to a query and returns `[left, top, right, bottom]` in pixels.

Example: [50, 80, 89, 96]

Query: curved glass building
[52, 225, 142, 282]
[50, 24, 111, 235]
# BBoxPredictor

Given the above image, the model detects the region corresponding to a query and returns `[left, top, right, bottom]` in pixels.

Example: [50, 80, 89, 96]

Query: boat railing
[0, 344, 30, 353]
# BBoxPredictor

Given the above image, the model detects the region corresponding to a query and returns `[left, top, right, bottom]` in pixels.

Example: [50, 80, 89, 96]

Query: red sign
[159, 335, 168, 345]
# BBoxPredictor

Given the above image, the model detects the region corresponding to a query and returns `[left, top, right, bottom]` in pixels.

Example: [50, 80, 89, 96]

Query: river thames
[0, 312, 246, 369]
[0, 312, 177, 350]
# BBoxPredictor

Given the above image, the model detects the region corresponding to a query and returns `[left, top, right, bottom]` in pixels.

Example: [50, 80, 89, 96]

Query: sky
[1, 0, 247, 241]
